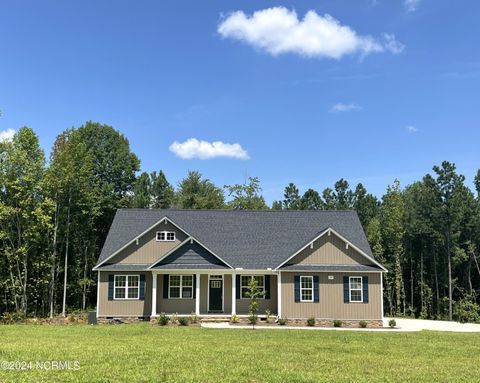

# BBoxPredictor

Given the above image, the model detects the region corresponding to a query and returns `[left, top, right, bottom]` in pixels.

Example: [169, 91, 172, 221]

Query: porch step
[200, 317, 231, 323]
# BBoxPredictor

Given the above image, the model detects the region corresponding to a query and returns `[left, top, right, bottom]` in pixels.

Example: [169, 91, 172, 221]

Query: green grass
[1, 324, 480, 382]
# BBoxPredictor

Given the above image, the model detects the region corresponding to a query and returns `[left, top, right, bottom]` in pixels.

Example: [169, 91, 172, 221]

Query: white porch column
[195, 273, 200, 316]
[151, 273, 157, 317]
[231, 273, 236, 315]
[277, 272, 282, 318]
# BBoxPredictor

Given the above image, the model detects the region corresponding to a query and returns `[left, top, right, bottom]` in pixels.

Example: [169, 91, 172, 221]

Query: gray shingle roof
[96, 209, 375, 269]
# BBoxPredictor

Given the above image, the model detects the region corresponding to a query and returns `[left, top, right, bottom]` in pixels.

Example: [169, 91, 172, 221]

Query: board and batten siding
[108, 221, 188, 265]
[98, 272, 152, 317]
[288, 233, 374, 266]
[281, 272, 382, 320]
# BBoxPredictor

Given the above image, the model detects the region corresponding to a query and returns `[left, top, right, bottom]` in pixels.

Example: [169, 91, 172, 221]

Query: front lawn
[0, 324, 479, 382]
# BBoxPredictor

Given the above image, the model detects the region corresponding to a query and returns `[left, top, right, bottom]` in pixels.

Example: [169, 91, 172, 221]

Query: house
[93, 209, 386, 325]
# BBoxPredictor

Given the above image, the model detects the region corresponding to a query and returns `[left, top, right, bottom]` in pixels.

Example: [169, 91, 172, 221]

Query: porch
[151, 272, 278, 317]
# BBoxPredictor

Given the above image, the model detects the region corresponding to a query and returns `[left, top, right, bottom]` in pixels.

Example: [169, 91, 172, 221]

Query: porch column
[277, 272, 282, 318]
[195, 273, 200, 316]
[231, 273, 236, 315]
[151, 273, 157, 317]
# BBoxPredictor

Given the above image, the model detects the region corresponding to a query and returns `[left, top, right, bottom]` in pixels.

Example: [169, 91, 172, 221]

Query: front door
[209, 275, 223, 312]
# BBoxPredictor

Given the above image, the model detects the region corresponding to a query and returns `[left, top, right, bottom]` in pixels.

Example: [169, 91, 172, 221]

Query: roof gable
[276, 228, 386, 271]
[149, 239, 230, 270]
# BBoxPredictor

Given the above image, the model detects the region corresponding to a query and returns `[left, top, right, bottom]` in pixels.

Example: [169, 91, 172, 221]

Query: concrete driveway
[386, 317, 480, 332]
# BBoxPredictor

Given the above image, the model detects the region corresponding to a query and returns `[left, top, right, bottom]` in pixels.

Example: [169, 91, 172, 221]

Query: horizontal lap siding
[235, 275, 277, 315]
[98, 272, 152, 317]
[281, 272, 381, 320]
[157, 274, 195, 314]
[110, 222, 188, 264]
[290, 234, 374, 266]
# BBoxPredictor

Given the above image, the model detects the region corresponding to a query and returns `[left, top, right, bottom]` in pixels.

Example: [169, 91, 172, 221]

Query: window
[300, 276, 314, 302]
[169, 275, 193, 299]
[156, 231, 175, 241]
[240, 275, 265, 299]
[349, 276, 363, 302]
[114, 275, 140, 300]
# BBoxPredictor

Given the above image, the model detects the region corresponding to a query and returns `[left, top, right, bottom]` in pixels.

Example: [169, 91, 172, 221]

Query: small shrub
[306, 317, 316, 327]
[278, 318, 288, 326]
[178, 317, 189, 326]
[230, 314, 239, 323]
[388, 319, 396, 328]
[1, 311, 26, 324]
[333, 319, 343, 327]
[265, 309, 272, 323]
[248, 314, 258, 325]
[68, 314, 76, 323]
[189, 313, 198, 324]
[157, 313, 170, 326]
[454, 295, 480, 323]
[170, 313, 178, 325]
[359, 320, 368, 328]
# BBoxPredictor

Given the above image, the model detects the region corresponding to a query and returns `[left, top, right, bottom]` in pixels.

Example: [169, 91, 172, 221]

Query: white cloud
[330, 103, 362, 113]
[406, 125, 418, 133]
[405, 0, 421, 12]
[0, 128, 15, 141]
[217, 7, 404, 59]
[383, 33, 405, 54]
[169, 138, 249, 160]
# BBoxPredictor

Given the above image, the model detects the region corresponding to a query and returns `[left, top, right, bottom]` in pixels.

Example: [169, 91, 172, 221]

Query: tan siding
[289, 234, 374, 266]
[281, 272, 382, 320]
[235, 275, 277, 315]
[157, 274, 196, 314]
[155, 273, 231, 314]
[200, 274, 231, 314]
[108, 221, 188, 265]
[98, 272, 152, 317]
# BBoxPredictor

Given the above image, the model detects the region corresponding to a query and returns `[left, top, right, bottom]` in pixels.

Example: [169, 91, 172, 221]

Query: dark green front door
[209, 277, 223, 312]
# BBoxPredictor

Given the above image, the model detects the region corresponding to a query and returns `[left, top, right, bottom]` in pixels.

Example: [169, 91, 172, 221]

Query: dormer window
[156, 231, 175, 242]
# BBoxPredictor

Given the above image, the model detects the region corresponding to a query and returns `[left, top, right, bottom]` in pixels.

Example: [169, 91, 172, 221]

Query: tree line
[1, 121, 479, 322]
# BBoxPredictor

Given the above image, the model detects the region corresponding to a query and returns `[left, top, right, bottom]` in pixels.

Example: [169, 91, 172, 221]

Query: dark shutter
[163, 274, 169, 299]
[362, 276, 369, 303]
[313, 275, 319, 302]
[236, 275, 240, 299]
[108, 275, 114, 300]
[265, 275, 271, 299]
[193, 275, 196, 298]
[343, 276, 349, 303]
[139, 275, 145, 300]
[294, 276, 300, 302]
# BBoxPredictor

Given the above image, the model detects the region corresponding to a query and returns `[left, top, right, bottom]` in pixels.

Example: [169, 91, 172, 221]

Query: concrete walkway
[200, 318, 480, 332]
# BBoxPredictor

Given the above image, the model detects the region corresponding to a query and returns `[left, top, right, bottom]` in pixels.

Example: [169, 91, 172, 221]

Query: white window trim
[113, 274, 140, 300]
[349, 276, 363, 303]
[156, 231, 176, 242]
[300, 276, 314, 303]
[168, 274, 194, 300]
[239, 275, 266, 300]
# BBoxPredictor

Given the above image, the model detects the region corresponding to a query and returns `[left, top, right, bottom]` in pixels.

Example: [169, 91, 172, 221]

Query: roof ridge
[118, 208, 357, 213]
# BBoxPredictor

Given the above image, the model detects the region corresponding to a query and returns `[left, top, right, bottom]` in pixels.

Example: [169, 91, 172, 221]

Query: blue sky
[1, 0, 479, 203]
